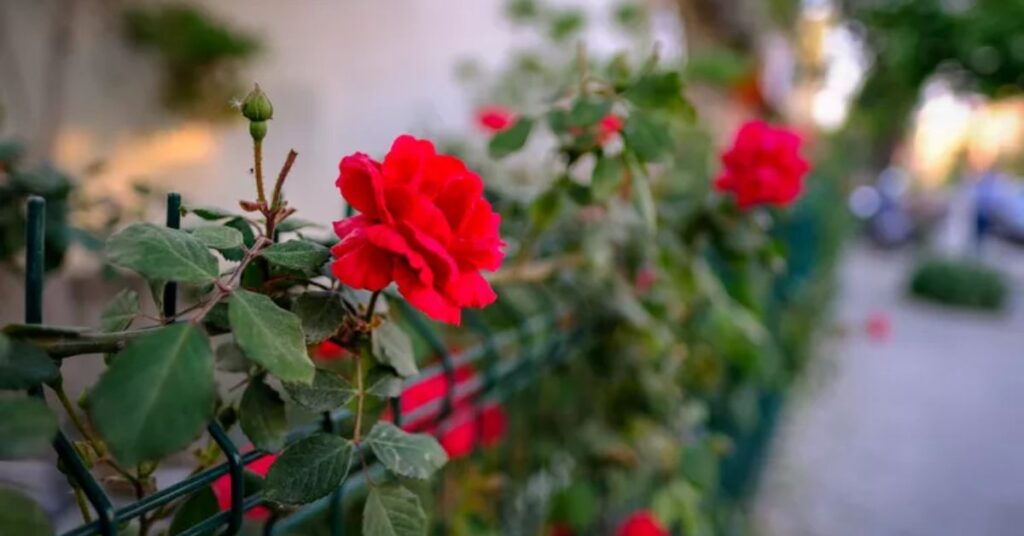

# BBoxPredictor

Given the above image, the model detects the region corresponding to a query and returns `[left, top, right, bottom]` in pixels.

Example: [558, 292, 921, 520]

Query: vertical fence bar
[319, 412, 345, 536]
[463, 311, 499, 452]
[26, 197, 118, 536]
[163, 193, 181, 318]
[165, 192, 242, 536]
[25, 197, 45, 323]
[207, 422, 244, 535]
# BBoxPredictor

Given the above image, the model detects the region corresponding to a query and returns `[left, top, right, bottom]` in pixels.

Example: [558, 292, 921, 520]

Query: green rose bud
[250, 120, 268, 141]
[241, 84, 273, 122]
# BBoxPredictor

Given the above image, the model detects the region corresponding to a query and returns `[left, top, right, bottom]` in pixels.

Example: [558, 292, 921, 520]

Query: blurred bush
[122, 4, 260, 119]
[908, 257, 1007, 311]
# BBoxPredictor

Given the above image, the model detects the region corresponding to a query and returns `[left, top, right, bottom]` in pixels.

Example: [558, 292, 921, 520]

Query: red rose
[476, 105, 515, 132]
[617, 511, 669, 536]
[332, 135, 505, 325]
[714, 120, 810, 209]
[548, 523, 576, 536]
[598, 114, 624, 144]
[211, 451, 277, 521]
[314, 339, 348, 361]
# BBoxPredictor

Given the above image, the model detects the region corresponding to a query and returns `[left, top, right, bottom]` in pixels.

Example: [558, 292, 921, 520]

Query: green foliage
[489, 117, 535, 159]
[229, 289, 316, 383]
[908, 257, 1007, 311]
[260, 240, 331, 274]
[191, 225, 245, 250]
[106, 223, 220, 284]
[168, 487, 218, 536]
[240, 377, 288, 451]
[0, 337, 60, 390]
[365, 422, 449, 480]
[88, 324, 215, 465]
[0, 398, 58, 460]
[0, 487, 53, 536]
[372, 321, 418, 378]
[99, 289, 139, 332]
[292, 293, 349, 344]
[363, 485, 428, 536]
[283, 369, 355, 413]
[264, 433, 354, 504]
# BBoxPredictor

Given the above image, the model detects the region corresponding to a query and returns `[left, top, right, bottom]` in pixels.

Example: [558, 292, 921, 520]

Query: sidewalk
[753, 244, 1024, 536]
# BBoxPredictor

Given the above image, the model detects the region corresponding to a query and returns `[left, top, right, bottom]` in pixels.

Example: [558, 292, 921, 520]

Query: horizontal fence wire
[20, 194, 588, 536]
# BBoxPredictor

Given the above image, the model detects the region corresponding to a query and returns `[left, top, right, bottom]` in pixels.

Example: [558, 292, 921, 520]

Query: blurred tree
[844, 0, 1024, 168]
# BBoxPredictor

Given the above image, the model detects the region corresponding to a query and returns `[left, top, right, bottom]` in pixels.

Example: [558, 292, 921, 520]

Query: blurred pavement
[754, 243, 1024, 536]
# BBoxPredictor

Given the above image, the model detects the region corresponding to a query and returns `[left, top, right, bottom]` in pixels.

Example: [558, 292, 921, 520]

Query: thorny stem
[270, 150, 298, 212]
[190, 237, 271, 324]
[353, 345, 367, 443]
[54, 384, 97, 446]
[576, 41, 588, 95]
[52, 385, 146, 500]
[72, 486, 92, 523]
[364, 290, 381, 324]
[253, 139, 266, 205]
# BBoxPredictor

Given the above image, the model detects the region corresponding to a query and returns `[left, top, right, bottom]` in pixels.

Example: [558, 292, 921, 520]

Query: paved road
[754, 245, 1024, 536]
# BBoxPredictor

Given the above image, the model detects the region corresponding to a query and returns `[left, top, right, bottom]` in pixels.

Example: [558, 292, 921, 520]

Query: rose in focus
[332, 135, 505, 324]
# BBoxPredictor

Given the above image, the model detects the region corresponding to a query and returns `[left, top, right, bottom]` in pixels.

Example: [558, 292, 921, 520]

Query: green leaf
[591, 156, 624, 202]
[568, 97, 612, 128]
[228, 289, 315, 384]
[366, 367, 404, 398]
[293, 293, 348, 344]
[623, 113, 673, 163]
[263, 433, 354, 504]
[192, 225, 244, 250]
[371, 321, 417, 378]
[365, 422, 448, 479]
[283, 369, 355, 412]
[0, 486, 54, 536]
[488, 117, 534, 159]
[240, 378, 287, 452]
[624, 72, 686, 110]
[529, 188, 564, 230]
[99, 288, 139, 332]
[168, 486, 218, 536]
[633, 174, 657, 232]
[275, 218, 322, 233]
[106, 223, 219, 284]
[188, 206, 236, 221]
[363, 484, 427, 536]
[0, 339, 59, 390]
[88, 324, 215, 465]
[0, 398, 58, 459]
[221, 217, 255, 262]
[261, 240, 330, 273]
[214, 340, 250, 373]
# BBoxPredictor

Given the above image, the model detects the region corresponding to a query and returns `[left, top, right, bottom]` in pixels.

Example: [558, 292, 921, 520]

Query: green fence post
[26, 197, 119, 536]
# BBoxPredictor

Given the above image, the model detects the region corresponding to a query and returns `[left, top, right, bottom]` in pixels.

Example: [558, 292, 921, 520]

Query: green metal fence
[19, 194, 585, 536]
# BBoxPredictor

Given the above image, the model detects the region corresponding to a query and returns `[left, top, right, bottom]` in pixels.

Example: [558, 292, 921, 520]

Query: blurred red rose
[211, 452, 277, 521]
[381, 361, 507, 458]
[476, 105, 516, 132]
[634, 267, 656, 295]
[617, 511, 669, 536]
[865, 311, 891, 341]
[598, 114, 624, 144]
[332, 135, 505, 325]
[314, 339, 348, 360]
[548, 523, 576, 536]
[714, 120, 809, 209]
